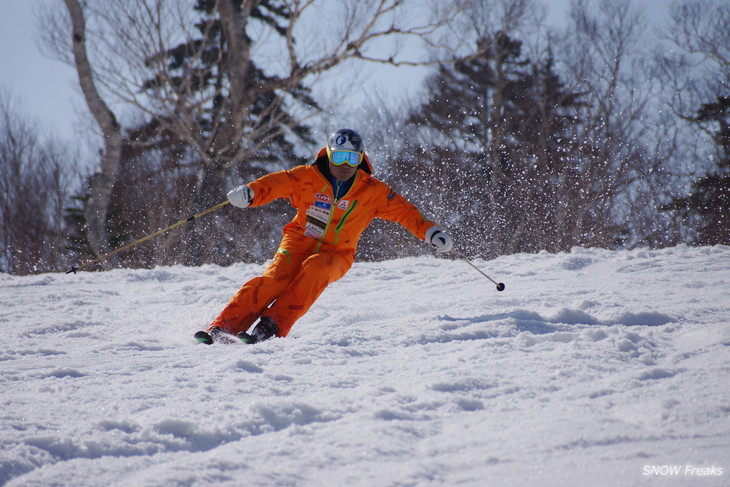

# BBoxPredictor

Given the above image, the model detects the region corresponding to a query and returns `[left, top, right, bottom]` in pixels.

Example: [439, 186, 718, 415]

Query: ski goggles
[328, 150, 363, 167]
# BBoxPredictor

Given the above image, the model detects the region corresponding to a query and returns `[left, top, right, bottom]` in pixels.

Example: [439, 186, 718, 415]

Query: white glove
[227, 184, 254, 208]
[425, 226, 453, 253]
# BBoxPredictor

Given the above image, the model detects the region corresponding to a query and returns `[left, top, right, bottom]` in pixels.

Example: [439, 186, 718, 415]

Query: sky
[0, 0, 672, 145]
[0, 0, 79, 139]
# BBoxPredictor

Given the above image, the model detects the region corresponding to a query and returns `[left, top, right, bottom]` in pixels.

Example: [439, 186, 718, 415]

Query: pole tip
[496, 282, 505, 292]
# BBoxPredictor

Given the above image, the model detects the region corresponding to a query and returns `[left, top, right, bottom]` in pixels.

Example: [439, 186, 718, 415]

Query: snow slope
[1, 245, 728, 486]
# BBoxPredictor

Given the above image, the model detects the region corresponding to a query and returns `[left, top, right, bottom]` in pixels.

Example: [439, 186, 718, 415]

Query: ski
[194, 327, 256, 345]
[194, 330, 214, 344]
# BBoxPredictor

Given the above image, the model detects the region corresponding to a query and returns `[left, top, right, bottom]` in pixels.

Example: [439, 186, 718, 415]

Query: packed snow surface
[1, 245, 728, 486]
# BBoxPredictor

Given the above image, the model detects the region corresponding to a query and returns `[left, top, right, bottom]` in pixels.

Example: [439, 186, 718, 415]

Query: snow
[1, 244, 728, 486]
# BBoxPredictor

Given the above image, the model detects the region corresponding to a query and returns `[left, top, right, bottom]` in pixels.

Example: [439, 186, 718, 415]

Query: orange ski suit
[209, 152, 436, 337]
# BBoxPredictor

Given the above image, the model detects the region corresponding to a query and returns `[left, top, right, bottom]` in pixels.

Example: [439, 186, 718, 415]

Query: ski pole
[450, 249, 506, 291]
[66, 200, 231, 274]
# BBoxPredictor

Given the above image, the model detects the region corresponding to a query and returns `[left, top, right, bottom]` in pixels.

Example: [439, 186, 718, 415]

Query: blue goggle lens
[330, 150, 361, 167]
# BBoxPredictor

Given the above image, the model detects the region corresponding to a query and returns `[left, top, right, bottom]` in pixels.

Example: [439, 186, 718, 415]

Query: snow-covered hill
[1, 245, 728, 486]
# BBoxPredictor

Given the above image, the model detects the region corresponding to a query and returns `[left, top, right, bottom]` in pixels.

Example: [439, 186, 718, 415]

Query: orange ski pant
[208, 235, 354, 337]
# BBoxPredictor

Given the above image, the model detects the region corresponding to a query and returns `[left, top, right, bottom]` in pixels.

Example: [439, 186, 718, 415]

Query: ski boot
[237, 317, 279, 344]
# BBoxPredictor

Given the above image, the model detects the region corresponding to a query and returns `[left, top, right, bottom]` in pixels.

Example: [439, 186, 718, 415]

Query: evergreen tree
[64, 190, 133, 269]
[84, 0, 319, 266]
[140, 0, 317, 171]
[395, 33, 586, 257]
[664, 96, 730, 245]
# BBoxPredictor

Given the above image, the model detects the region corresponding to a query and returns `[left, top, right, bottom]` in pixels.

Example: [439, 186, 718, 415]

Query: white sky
[0, 0, 671, 143]
[0, 0, 79, 139]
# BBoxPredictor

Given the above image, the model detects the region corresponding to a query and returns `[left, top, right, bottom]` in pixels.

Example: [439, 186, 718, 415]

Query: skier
[196, 129, 453, 344]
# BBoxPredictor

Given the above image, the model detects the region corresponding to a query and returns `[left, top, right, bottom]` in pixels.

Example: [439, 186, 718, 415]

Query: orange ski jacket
[247, 151, 435, 256]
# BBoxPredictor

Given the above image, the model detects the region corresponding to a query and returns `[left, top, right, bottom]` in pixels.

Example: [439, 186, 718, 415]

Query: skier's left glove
[425, 227, 453, 253]
[227, 184, 254, 208]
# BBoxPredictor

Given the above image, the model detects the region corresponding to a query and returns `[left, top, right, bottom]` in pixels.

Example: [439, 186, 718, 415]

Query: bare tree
[0, 90, 77, 274]
[553, 0, 668, 247]
[655, 0, 729, 125]
[39, 0, 477, 266]
[61, 0, 123, 266]
[653, 0, 729, 176]
[653, 0, 730, 245]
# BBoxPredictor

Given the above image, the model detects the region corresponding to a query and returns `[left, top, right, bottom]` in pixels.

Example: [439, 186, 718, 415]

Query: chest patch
[304, 195, 332, 239]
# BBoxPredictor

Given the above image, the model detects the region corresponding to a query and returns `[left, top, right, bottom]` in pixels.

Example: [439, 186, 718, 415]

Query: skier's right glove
[227, 184, 254, 208]
[425, 226, 453, 253]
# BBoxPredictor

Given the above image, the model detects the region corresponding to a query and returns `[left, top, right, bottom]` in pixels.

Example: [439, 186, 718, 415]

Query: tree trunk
[64, 0, 122, 265]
